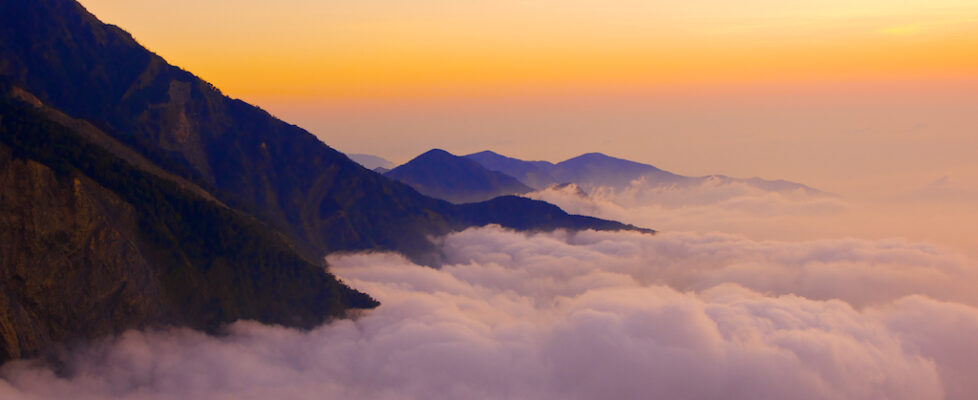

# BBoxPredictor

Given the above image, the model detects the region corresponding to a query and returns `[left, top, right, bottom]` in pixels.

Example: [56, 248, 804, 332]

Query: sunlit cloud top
[79, 0, 978, 98]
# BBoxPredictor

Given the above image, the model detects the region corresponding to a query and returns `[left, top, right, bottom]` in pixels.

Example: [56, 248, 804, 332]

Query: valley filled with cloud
[4, 217, 976, 399]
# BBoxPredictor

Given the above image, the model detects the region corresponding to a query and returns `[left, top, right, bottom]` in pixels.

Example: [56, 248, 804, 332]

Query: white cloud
[2, 226, 976, 399]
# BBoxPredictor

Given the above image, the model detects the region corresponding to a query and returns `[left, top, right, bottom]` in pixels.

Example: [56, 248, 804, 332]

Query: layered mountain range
[378, 149, 825, 204]
[465, 150, 826, 194]
[384, 149, 533, 204]
[0, 0, 648, 363]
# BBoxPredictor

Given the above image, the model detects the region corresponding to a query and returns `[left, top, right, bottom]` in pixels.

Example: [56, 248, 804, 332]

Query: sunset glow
[5, 1, 978, 399]
[78, 0, 978, 99]
[71, 0, 978, 211]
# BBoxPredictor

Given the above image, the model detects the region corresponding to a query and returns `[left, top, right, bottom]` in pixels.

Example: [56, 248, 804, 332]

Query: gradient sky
[78, 0, 978, 199]
[79, 0, 978, 97]
[6, 5, 978, 397]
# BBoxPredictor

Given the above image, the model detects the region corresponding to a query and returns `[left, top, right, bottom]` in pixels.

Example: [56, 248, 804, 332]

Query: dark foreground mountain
[0, 0, 650, 363]
[385, 149, 533, 203]
[466, 150, 825, 194]
[0, 92, 378, 362]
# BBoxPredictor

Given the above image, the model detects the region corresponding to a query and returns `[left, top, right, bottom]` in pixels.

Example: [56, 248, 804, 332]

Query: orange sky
[75, 0, 978, 207]
[69, 1, 978, 252]
[78, 0, 978, 99]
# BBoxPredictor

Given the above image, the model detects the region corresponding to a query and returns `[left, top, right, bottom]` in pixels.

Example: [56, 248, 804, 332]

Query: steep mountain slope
[0, 0, 654, 365]
[0, 96, 377, 363]
[0, 143, 166, 363]
[0, 0, 648, 265]
[466, 150, 823, 194]
[385, 149, 533, 203]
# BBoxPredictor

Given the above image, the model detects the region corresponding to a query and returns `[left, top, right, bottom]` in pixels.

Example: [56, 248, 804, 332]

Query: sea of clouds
[2, 225, 977, 399]
[2, 179, 977, 399]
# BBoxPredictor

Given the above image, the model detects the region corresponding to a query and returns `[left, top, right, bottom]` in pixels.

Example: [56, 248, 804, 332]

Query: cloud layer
[2, 226, 976, 400]
[526, 176, 978, 255]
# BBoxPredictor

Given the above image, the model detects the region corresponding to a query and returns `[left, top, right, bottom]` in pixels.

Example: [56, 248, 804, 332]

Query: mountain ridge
[465, 150, 825, 195]
[385, 149, 533, 204]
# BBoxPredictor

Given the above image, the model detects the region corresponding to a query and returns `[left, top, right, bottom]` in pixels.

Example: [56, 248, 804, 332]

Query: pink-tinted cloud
[2, 226, 975, 399]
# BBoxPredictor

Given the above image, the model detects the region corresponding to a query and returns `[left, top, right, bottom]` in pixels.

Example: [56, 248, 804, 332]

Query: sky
[76, 0, 978, 198]
[78, 0, 978, 97]
[3, 2, 978, 398]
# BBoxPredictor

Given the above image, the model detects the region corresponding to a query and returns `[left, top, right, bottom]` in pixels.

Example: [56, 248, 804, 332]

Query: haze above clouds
[528, 173, 978, 257]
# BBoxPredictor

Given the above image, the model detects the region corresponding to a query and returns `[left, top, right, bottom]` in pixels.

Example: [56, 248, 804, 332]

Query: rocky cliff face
[0, 146, 167, 361]
[0, 98, 379, 364]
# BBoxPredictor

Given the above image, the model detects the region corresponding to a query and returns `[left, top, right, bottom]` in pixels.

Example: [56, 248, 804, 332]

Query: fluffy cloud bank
[2, 226, 976, 400]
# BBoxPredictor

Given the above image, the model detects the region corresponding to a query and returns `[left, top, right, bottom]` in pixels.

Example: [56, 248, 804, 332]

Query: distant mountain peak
[559, 152, 658, 168]
[468, 150, 501, 157]
[422, 148, 453, 156]
[410, 148, 458, 163]
[573, 152, 611, 159]
[467, 150, 823, 195]
[386, 149, 532, 204]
